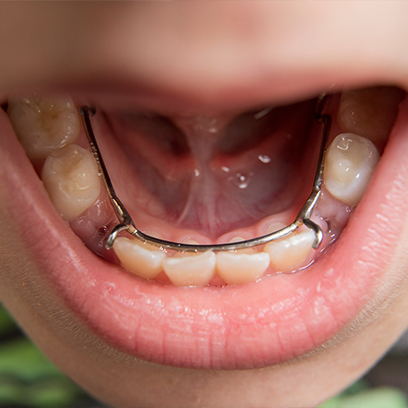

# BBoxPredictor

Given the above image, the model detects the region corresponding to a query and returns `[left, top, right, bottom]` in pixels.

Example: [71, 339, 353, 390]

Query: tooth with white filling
[41, 144, 101, 221]
[7, 94, 80, 160]
[264, 229, 315, 273]
[162, 251, 216, 286]
[324, 133, 380, 207]
[216, 252, 270, 284]
[113, 237, 166, 279]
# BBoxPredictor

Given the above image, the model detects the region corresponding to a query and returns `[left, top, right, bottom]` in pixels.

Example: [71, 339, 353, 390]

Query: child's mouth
[0, 84, 407, 369]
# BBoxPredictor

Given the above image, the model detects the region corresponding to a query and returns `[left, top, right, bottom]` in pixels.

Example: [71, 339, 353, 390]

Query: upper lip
[2, 1, 407, 105]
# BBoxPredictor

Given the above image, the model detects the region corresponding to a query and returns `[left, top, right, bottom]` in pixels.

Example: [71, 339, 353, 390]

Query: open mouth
[0, 84, 407, 369]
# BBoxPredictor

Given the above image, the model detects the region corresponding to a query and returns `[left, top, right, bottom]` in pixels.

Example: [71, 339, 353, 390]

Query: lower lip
[1, 99, 408, 370]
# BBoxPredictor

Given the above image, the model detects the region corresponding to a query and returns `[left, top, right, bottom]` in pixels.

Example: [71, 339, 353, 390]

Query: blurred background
[0, 303, 406, 408]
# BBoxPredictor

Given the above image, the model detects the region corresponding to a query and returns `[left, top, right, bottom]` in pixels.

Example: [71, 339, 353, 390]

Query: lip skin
[0, 94, 408, 370]
[2, 2, 408, 408]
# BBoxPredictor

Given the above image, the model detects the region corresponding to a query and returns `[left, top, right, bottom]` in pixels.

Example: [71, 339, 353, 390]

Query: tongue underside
[94, 98, 318, 240]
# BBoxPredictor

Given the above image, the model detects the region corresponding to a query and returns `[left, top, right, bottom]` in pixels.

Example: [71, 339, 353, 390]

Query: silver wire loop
[80, 96, 331, 253]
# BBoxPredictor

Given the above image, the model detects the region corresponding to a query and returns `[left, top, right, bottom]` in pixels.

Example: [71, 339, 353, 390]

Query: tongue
[104, 99, 317, 237]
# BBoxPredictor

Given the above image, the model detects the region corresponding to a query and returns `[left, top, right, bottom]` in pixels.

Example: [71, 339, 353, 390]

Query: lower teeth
[5, 87, 404, 286]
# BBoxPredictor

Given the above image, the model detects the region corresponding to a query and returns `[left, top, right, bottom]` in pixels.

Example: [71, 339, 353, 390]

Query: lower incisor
[216, 252, 270, 284]
[162, 251, 216, 286]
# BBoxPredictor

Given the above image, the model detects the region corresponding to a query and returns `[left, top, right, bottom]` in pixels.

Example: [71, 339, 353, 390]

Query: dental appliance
[79, 95, 331, 253]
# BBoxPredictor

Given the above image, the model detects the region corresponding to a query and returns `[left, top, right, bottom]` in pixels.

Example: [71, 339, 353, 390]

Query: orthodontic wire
[80, 95, 331, 253]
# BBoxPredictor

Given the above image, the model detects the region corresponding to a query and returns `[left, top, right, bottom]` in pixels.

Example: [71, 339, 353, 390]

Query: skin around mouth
[0, 86, 407, 372]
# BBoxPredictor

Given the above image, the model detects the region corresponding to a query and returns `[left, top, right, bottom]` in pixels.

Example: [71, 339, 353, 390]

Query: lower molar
[7, 94, 80, 161]
[324, 133, 380, 207]
[41, 144, 101, 222]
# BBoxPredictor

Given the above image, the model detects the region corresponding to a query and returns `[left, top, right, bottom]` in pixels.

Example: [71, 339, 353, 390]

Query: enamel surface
[162, 251, 216, 286]
[324, 133, 380, 207]
[263, 229, 315, 273]
[7, 94, 79, 160]
[41, 144, 101, 221]
[216, 252, 270, 284]
[113, 237, 166, 279]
